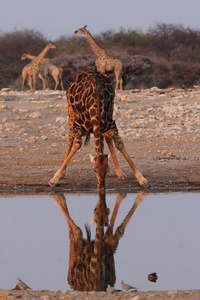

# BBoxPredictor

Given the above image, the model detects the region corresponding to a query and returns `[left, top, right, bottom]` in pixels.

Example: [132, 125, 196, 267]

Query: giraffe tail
[84, 133, 90, 146]
[84, 224, 91, 242]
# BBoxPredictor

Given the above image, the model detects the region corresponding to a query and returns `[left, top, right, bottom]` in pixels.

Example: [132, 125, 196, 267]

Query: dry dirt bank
[1, 288, 200, 300]
[0, 87, 200, 193]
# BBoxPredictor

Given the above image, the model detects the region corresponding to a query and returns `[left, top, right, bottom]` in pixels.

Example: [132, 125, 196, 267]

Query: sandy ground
[0, 87, 199, 193]
[0, 87, 200, 299]
[1, 288, 200, 300]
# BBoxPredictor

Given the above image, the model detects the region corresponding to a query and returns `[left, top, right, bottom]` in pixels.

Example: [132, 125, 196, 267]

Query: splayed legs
[106, 129, 148, 187]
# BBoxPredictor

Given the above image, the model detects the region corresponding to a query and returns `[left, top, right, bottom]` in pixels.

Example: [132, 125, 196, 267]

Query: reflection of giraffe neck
[91, 221, 103, 291]
[85, 31, 108, 58]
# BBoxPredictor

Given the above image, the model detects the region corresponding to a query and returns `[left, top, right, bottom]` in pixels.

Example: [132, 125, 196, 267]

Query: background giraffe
[21, 53, 64, 90]
[74, 25, 123, 90]
[51, 190, 147, 291]
[49, 69, 148, 188]
[21, 41, 56, 91]
[21, 53, 49, 90]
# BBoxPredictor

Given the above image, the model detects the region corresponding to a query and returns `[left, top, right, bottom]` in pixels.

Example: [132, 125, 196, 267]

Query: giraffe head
[47, 41, 56, 50]
[93, 154, 109, 189]
[74, 25, 88, 35]
[20, 53, 29, 60]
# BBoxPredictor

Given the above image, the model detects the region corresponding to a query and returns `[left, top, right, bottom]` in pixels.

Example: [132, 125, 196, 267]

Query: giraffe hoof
[49, 176, 60, 187]
[139, 177, 148, 188]
[118, 173, 127, 180]
[116, 170, 127, 180]
[48, 180, 57, 187]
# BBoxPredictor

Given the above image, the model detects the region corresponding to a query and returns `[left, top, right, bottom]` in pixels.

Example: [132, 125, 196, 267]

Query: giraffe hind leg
[27, 76, 33, 90]
[60, 79, 64, 91]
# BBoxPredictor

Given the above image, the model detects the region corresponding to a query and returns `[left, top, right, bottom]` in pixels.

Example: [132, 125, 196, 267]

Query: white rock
[29, 111, 42, 119]
[19, 109, 29, 113]
[51, 143, 58, 148]
[26, 137, 36, 144]
[1, 88, 11, 92]
[1, 117, 7, 123]
[41, 136, 48, 140]
[56, 117, 66, 124]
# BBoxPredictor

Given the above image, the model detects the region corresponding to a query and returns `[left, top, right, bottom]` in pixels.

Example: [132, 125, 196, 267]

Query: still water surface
[0, 192, 200, 291]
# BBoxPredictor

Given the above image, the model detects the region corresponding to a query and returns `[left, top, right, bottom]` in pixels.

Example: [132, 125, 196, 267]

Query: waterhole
[0, 192, 199, 291]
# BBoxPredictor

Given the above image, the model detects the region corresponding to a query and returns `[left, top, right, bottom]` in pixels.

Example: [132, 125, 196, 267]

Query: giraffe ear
[90, 216, 96, 226]
[84, 25, 87, 29]
[89, 154, 95, 163]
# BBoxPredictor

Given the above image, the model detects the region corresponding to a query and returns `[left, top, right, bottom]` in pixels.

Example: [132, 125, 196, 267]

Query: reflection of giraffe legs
[51, 191, 113, 291]
[112, 191, 147, 250]
[50, 192, 84, 272]
[109, 192, 127, 229]
[51, 192, 81, 231]
[104, 192, 127, 245]
[51, 190, 146, 291]
[104, 191, 146, 251]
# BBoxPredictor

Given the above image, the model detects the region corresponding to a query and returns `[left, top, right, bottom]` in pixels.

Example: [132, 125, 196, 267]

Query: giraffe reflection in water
[51, 190, 147, 291]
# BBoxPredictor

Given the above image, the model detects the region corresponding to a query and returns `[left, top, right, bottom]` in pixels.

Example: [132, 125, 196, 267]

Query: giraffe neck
[36, 45, 50, 64]
[27, 54, 35, 60]
[27, 54, 49, 64]
[85, 31, 106, 58]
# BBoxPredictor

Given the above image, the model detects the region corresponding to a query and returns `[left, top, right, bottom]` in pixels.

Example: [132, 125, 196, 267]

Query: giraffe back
[67, 69, 114, 130]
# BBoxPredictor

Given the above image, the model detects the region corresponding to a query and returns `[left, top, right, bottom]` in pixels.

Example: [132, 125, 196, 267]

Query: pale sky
[1, 0, 200, 40]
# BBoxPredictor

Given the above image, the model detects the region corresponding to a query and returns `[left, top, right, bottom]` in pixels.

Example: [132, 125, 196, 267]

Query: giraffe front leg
[49, 132, 82, 187]
[112, 131, 148, 188]
[32, 74, 36, 91]
[104, 131, 126, 180]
